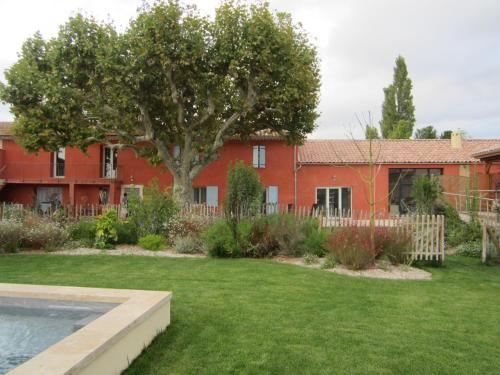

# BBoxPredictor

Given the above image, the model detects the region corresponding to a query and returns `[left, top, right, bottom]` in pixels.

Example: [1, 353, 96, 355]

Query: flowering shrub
[20, 219, 68, 250]
[456, 240, 482, 258]
[166, 214, 212, 244]
[375, 228, 413, 265]
[327, 226, 378, 270]
[174, 234, 205, 254]
[0, 220, 23, 253]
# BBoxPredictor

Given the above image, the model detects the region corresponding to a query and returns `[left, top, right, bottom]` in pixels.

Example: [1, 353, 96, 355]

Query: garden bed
[274, 256, 432, 280]
[49, 245, 205, 258]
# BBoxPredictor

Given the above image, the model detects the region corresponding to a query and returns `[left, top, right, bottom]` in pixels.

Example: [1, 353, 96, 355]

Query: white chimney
[451, 131, 462, 149]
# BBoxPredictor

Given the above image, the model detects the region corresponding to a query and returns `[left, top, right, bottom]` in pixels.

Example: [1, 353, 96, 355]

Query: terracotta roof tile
[298, 139, 500, 164]
[0, 122, 13, 136]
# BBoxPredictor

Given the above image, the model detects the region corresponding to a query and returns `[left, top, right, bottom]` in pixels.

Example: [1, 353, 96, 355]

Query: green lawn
[0, 255, 499, 374]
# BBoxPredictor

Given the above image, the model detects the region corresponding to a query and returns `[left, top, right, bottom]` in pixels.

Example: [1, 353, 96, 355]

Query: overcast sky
[1, 0, 499, 139]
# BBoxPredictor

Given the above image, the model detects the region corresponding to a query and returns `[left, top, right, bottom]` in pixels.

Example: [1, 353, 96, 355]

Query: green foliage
[456, 241, 482, 258]
[138, 234, 167, 251]
[1, 0, 320, 204]
[327, 227, 377, 270]
[94, 209, 118, 249]
[128, 180, 179, 237]
[224, 161, 264, 219]
[303, 253, 319, 265]
[440, 203, 482, 246]
[415, 125, 437, 139]
[364, 125, 380, 140]
[321, 255, 337, 269]
[166, 215, 212, 245]
[380, 55, 415, 139]
[201, 220, 239, 257]
[68, 219, 97, 247]
[174, 234, 205, 254]
[411, 176, 442, 214]
[114, 220, 138, 244]
[440, 130, 452, 139]
[301, 217, 329, 256]
[0, 220, 23, 253]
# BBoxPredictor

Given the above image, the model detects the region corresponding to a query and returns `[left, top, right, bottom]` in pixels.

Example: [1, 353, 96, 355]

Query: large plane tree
[0, 1, 320, 203]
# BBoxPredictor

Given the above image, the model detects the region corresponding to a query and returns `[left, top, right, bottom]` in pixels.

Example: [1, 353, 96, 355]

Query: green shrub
[440, 203, 482, 246]
[224, 161, 264, 219]
[174, 234, 205, 254]
[138, 234, 167, 251]
[0, 220, 23, 253]
[301, 217, 328, 256]
[303, 253, 319, 265]
[68, 219, 96, 247]
[327, 226, 376, 270]
[95, 209, 118, 249]
[166, 215, 212, 244]
[456, 240, 482, 258]
[114, 220, 138, 244]
[128, 179, 179, 237]
[201, 220, 239, 257]
[321, 255, 336, 269]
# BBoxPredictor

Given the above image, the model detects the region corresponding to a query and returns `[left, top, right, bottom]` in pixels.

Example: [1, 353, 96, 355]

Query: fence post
[482, 221, 488, 263]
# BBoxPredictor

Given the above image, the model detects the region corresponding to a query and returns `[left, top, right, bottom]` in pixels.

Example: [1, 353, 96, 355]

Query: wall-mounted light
[130, 175, 134, 183]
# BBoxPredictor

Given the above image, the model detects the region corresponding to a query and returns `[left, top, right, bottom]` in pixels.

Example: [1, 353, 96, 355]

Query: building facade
[1, 122, 499, 214]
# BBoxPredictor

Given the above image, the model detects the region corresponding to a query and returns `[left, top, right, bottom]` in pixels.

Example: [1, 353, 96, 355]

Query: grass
[0, 255, 499, 374]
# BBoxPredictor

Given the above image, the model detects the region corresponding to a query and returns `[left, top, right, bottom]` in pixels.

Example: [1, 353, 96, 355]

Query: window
[389, 168, 443, 213]
[37, 187, 63, 214]
[253, 145, 266, 168]
[194, 186, 218, 207]
[121, 185, 143, 204]
[102, 146, 117, 178]
[316, 187, 352, 217]
[53, 148, 65, 178]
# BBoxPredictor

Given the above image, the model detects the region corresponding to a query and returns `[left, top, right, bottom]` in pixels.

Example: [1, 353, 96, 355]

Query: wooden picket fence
[1, 201, 445, 261]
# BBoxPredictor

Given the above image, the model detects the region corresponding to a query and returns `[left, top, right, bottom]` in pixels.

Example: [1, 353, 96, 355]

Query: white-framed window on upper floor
[253, 145, 266, 168]
[53, 147, 65, 178]
[102, 146, 118, 179]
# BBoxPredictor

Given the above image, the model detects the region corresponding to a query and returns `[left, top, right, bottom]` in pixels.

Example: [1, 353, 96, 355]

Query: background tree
[410, 175, 441, 214]
[364, 124, 380, 140]
[415, 125, 437, 139]
[0, 1, 320, 204]
[380, 55, 415, 139]
[440, 130, 453, 139]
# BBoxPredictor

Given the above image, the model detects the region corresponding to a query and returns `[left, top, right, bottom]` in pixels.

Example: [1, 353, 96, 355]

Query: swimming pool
[0, 284, 171, 375]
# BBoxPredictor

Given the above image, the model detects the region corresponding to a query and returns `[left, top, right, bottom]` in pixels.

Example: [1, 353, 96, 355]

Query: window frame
[314, 186, 352, 217]
[253, 145, 266, 168]
[53, 147, 65, 178]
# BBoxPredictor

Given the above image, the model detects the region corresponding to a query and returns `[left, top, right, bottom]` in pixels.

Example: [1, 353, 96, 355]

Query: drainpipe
[294, 145, 301, 209]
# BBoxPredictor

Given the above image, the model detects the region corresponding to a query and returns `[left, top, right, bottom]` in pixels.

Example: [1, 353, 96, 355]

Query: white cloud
[1, 0, 499, 139]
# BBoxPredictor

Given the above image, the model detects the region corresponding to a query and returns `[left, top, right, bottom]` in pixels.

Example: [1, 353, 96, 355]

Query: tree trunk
[173, 174, 194, 205]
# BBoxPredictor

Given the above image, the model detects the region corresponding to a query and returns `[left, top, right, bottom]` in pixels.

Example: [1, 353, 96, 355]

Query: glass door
[316, 187, 351, 217]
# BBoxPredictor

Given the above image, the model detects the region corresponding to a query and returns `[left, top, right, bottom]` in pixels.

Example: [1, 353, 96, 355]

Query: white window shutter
[260, 146, 266, 168]
[253, 146, 259, 167]
[206, 186, 218, 207]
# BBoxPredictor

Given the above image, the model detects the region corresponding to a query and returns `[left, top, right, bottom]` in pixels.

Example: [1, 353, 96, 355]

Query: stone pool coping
[0, 283, 172, 375]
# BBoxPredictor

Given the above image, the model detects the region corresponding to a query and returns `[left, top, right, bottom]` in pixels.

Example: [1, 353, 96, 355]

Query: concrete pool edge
[0, 283, 172, 375]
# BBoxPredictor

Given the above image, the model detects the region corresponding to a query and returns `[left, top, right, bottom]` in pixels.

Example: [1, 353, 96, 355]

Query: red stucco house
[0, 121, 499, 215]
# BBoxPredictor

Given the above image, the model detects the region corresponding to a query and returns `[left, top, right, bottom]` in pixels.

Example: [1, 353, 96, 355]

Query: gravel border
[273, 256, 432, 280]
[50, 245, 205, 258]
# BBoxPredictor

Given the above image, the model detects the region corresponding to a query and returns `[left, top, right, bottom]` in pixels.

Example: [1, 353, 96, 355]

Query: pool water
[0, 297, 117, 374]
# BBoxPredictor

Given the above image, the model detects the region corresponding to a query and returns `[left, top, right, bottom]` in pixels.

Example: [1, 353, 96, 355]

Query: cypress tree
[380, 55, 415, 139]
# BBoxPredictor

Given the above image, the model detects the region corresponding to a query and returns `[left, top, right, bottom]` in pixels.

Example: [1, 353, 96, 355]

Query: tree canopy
[415, 125, 437, 139]
[380, 55, 415, 139]
[0, 0, 320, 203]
